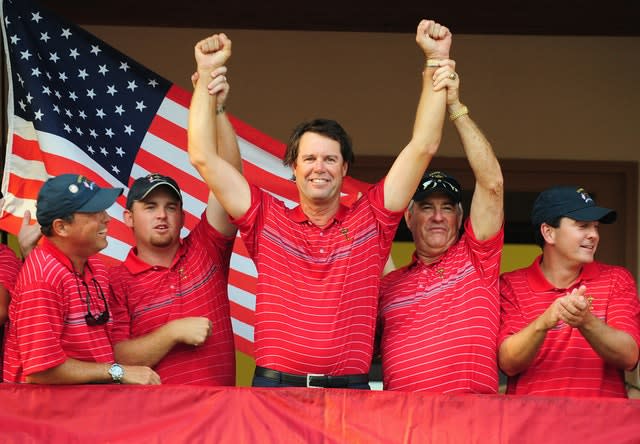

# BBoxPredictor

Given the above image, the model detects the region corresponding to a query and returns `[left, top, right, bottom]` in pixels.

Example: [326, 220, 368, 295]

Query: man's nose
[430, 208, 444, 220]
[313, 159, 326, 171]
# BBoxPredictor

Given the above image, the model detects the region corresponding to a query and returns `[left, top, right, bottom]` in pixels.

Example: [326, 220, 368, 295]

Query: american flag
[0, 0, 368, 356]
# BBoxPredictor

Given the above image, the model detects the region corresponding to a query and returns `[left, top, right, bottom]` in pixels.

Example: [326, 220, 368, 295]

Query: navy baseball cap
[531, 186, 617, 226]
[413, 171, 462, 203]
[126, 173, 182, 209]
[36, 174, 123, 226]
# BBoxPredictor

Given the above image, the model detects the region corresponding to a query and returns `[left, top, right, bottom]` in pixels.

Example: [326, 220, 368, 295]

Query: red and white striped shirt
[0, 244, 21, 293]
[379, 220, 503, 393]
[109, 213, 235, 385]
[234, 180, 402, 375]
[499, 257, 640, 397]
[0, 244, 22, 376]
[4, 238, 114, 383]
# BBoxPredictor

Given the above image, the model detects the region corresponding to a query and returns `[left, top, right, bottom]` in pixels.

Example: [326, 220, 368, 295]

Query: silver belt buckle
[306, 373, 325, 388]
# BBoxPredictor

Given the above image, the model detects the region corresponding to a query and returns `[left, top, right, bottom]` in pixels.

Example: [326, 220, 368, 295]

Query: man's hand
[557, 286, 592, 328]
[538, 286, 591, 331]
[191, 66, 230, 104]
[194, 33, 232, 74]
[121, 365, 161, 385]
[416, 19, 452, 60]
[18, 209, 42, 258]
[169, 316, 213, 346]
[432, 59, 460, 107]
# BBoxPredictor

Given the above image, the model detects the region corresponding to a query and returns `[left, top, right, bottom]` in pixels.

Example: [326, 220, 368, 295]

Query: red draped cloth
[0, 385, 638, 442]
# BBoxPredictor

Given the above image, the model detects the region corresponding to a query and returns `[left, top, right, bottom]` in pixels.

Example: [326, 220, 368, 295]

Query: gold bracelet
[216, 104, 226, 115]
[425, 59, 441, 69]
[449, 105, 469, 121]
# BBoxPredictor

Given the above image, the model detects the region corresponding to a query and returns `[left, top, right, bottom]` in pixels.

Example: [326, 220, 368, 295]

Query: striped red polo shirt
[233, 180, 402, 375]
[379, 220, 504, 393]
[499, 256, 640, 397]
[0, 244, 21, 293]
[109, 213, 235, 385]
[3, 238, 114, 383]
[0, 244, 22, 376]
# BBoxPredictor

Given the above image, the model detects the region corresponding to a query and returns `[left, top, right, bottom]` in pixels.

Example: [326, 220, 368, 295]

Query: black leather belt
[255, 366, 369, 388]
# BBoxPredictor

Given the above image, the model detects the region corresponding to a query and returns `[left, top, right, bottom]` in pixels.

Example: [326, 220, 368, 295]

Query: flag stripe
[147, 114, 187, 153]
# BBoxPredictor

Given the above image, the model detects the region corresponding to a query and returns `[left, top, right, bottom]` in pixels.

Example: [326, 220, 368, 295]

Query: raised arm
[188, 34, 251, 220]
[435, 60, 503, 240]
[384, 19, 449, 212]
[193, 66, 243, 236]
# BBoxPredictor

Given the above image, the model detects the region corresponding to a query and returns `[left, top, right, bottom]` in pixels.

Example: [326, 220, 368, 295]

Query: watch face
[110, 364, 124, 381]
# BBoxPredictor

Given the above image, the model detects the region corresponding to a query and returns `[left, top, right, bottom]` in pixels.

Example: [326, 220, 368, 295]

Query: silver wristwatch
[108, 363, 125, 383]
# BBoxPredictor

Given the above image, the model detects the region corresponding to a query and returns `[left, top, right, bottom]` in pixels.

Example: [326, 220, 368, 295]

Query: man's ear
[404, 205, 413, 229]
[540, 223, 556, 245]
[51, 218, 69, 237]
[123, 209, 134, 228]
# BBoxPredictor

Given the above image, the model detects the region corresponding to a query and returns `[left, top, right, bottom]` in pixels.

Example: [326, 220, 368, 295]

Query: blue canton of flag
[3, 0, 170, 185]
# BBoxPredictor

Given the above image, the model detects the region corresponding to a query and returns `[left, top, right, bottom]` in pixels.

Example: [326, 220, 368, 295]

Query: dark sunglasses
[75, 274, 110, 326]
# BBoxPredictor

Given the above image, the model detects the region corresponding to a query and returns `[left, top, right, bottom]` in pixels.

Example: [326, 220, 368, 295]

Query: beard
[148, 232, 177, 248]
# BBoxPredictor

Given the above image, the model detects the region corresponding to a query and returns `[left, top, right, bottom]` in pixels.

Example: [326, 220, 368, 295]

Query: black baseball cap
[126, 173, 182, 209]
[531, 185, 617, 226]
[413, 171, 462, 203]
[36, 174, 123, 226]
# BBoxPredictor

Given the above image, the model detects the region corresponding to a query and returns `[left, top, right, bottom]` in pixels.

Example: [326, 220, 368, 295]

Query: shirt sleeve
[464, 218, 504, 284]
[606, 266, 640, 348]
[365, 178, 404, 248]
[231, 185, 270, 258]
[15, 282, 67, 376]
[107, 267, 132, 344]
[0, 245, 21, 293]
[498, 272, 527, 347]
[189, 211, 235, 271]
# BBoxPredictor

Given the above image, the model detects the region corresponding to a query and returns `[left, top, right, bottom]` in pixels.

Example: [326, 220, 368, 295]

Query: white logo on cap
[68, 184, 79, 193]
[421, 177, 459, 193]
[577, 187, 593, 204]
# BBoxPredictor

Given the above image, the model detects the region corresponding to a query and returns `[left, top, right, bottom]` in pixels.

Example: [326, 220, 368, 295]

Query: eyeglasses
[75, 273, 110, 326]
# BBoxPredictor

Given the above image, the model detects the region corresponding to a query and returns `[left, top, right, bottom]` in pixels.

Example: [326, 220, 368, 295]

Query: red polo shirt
[109, 213, 235, 385]
[379, 219, 504, 393]
[0, 244, 22, 376]
[0, 244, 20, 294]
[499, 256, 640, 397]
[4, 238, 114, 383]
[233, 180, 402, 375]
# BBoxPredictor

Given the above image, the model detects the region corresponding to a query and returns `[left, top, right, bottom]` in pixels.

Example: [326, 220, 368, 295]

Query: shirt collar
[408, 232, 467, 269]
[527, 254, 600, 291]
[122, 239, 187, 274]
[41, 237, 76, 272]
[289, 203, 349, 225]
